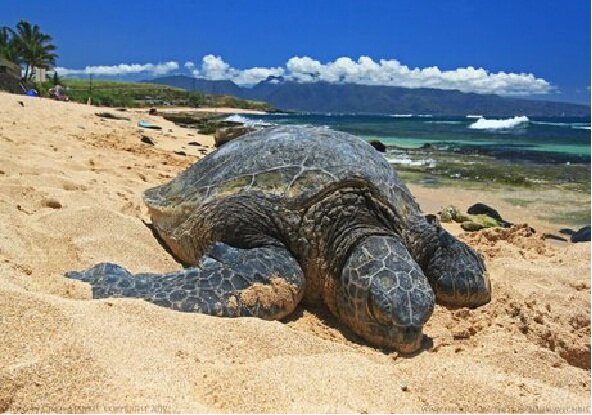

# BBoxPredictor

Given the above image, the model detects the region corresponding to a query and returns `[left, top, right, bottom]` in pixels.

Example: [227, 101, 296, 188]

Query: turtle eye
[367, 295, 392, 326]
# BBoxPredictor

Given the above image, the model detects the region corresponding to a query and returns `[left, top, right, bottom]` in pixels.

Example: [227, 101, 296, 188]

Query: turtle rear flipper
[65, 242, 304, 320]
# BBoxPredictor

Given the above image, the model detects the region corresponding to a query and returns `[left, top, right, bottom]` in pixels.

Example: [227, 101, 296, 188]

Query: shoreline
[0, 92, 589, 413]
[129, 106, 269, 115]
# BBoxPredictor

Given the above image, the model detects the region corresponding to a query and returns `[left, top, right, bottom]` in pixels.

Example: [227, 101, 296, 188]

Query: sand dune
[0, 93, 589, 413]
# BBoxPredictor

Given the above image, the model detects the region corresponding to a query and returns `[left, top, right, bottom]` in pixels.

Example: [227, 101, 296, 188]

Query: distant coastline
[148, 76, 590, 117]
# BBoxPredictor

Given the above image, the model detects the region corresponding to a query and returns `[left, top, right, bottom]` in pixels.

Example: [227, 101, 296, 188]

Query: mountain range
[148, 76, 590, 117]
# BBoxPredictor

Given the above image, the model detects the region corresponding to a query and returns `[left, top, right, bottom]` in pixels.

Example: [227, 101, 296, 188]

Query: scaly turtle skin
[66, 126, 491, 353]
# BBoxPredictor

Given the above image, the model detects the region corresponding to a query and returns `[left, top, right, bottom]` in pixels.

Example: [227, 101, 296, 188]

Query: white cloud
[55, 61, 179, 76]
[283, 56, 552, 95]
[55, 55, 553, 96]
[192, 54, 284, 86]
[233, 66, 285, 86]
[192, 54, 552, 95]
[286, 56, 323, 81]
[199, 54, 231, 80]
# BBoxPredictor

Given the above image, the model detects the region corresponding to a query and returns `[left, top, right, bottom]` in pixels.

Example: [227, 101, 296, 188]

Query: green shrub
[58, 79, 273, 110]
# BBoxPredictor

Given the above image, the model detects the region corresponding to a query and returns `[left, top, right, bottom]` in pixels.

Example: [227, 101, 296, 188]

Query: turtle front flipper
[65, 242, 305, 320]
[406, 217, 492, 308]
[425, 230, 491, 308]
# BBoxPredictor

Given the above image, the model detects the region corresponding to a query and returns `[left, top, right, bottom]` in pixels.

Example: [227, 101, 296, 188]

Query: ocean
[229, 113, 591, 163]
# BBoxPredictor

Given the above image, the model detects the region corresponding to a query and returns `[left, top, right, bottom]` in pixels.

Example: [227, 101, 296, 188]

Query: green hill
[38, 78, 274, 110]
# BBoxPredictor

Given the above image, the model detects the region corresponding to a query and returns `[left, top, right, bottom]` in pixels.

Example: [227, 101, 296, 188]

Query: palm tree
[0, 26, 20, 64]
[13, 20, 58, 80]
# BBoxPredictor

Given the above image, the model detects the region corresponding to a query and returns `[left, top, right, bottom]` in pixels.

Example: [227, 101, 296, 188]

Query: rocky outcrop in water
[214, 126, 256, 147]
[440, 204, 509, 232]
[571, 225, 591, 243]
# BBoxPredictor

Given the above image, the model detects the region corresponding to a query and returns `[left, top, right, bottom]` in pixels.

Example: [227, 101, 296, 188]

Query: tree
[52, 70, 59, 85]
[13, 20, 58, 80]
[0, 26, 20, 64]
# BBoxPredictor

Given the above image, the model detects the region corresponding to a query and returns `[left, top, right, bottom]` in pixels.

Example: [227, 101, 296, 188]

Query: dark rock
[162, 112, 237, 129]
[115, 108, 128, 112]
[420, 143, 436, 151]
[42, 198, 62, 209]
[559, 228, 575, 236]
[187, 141, 202, 146]
[95, 112, 130, 121]
[140, 136, 154, 145]
[461, 221, 485, 232]
[148, 108, 158, 116]
[0, 71, 29, 94]
[440, 205, 470, 223]
[571, 225, 591, 243]
[467, 203, 510, 226]
[368, 140, 386, 152]
[174, 151, 186, 156]
[419, 177, 439, 186]
[542, 233, 568, 242]
[425, 213, 439, 225]
[214, 126, 255, 147]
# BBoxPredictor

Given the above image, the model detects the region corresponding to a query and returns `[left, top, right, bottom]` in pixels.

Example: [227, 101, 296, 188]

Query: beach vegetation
[1, 20, 58, 80]
[0, 26, 20, 64]
[52, 78, 275, 110]
[1, 21, 57, 80]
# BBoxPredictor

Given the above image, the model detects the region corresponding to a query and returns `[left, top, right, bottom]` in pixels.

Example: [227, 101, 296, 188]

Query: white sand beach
[0, 93, 589, 413]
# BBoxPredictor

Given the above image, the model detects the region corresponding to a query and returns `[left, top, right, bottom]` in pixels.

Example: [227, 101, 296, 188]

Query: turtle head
[425, 230, 491, 307]
[144, 183, 183, 234]
[143, 182, 201, 264]
[337, 235, 434, 353]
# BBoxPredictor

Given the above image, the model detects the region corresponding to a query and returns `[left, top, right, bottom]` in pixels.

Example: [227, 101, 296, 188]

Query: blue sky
[3, 0, 590, 104]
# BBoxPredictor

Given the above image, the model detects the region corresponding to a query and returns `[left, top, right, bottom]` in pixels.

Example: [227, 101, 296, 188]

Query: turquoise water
[237, 113, 591, 162]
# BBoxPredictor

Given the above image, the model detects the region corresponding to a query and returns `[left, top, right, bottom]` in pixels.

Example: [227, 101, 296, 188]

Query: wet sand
[0, 92, 589, 413]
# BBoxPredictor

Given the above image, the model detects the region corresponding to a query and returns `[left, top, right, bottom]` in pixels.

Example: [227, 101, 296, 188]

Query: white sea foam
[468, 116, 529, 130]
[466, 115, 483, 119]
[424, 120, 464, 125]
[386, 156, 437, 167]
[531, 121, 570, 126]
[224, 114, 272, 127]
[390, 114, 413, 118]
[531, 121, 591, 129]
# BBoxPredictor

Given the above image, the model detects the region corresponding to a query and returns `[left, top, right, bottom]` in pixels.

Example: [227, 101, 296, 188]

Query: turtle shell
[144, 126, 420, 233]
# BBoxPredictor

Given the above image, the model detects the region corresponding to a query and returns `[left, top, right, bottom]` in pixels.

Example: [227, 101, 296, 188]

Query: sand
[0, 92, 589, 413]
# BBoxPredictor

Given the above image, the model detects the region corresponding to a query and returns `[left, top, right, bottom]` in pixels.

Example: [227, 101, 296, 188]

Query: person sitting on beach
[49, 85, 69, 101]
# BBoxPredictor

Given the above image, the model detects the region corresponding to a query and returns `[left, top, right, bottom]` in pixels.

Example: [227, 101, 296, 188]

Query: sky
[2, 0, 590, 104]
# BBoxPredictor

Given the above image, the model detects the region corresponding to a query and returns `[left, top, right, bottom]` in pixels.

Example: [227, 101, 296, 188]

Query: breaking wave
[386, 156, 437, 167]
[468, 116, 529, 130]
[224, 114, 273, 127]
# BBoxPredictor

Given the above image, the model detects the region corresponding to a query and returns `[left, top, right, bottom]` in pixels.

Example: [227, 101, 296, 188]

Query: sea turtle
[66, 126, 491, 352]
